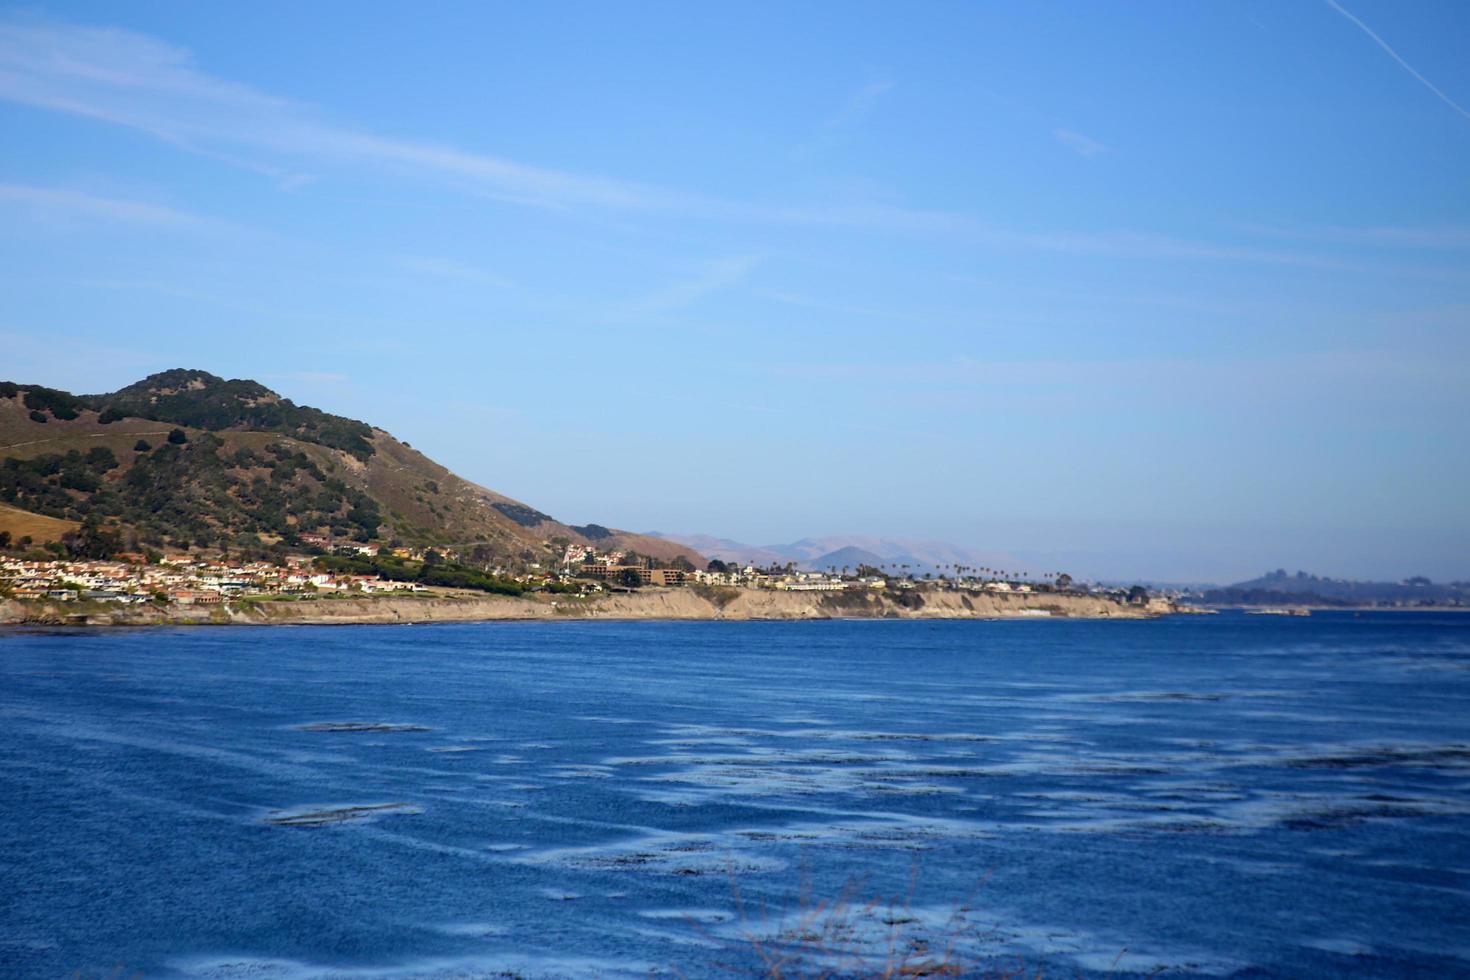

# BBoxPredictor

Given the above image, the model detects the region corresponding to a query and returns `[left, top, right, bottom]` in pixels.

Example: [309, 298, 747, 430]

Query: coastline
[0, 587, 1176, 627]
[1192, 604, 1470, 614]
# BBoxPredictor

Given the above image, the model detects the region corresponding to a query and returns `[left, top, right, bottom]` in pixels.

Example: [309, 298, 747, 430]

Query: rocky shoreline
[0, 587, 1176, 627]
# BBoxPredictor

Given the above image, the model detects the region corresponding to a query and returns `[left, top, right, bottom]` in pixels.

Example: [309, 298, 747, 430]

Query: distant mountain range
[0, 370, 701, 566]
[1201, 569, 1469, 606]
[650, 532, 1028, 576]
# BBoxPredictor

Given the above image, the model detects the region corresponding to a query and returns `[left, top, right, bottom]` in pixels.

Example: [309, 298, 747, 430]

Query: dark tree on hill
[0, 531, 10, 549]
[617, 567, 642, 588]
[62, 520, 121, 560]
[491, 501, 551, 527]
[29, 410, 46, 424]
[670, 555, 695, 572]
[22, 387, 82, 419]
[167, 428, 188, 444]
[1127, 585, 1149, 603]
[707, 558, 729, 573]
[134, 440, 151, 452]
[1056, 573, 1073, 591]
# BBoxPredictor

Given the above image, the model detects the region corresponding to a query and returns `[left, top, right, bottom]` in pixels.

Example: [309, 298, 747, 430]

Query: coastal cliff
[0, 587, 1169, 627]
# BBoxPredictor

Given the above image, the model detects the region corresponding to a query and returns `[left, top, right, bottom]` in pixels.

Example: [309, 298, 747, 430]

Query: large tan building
[578, 564, 685, 586]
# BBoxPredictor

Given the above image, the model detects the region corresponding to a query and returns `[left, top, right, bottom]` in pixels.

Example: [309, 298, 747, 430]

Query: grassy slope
[0, 501, 77, 543]
[0, 388, 703, 563]
[361, 430, 703, 561]
[0, 402, 175, 458]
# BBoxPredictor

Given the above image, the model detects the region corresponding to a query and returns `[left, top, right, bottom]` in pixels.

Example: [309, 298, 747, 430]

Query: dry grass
[0, 500, 77, 543]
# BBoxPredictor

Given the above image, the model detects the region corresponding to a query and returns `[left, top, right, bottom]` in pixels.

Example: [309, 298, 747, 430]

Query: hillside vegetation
[0, 371, 702, 566]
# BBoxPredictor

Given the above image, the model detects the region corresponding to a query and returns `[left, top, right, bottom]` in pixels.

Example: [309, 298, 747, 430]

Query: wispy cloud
[821, 80, 894, 131]
[396, 256, 512, 288]
[755, 289, 908, 321]
[769, 349, 1469, 405]
[0, 182, 199, 226]
[1324, 0, 1470, 123]
[1, 14, 1454, 276]
[1001, 227, 1352, 270]
[1053, 128, 1107, 156]
[797, 80, 894, 160]
[73, 277, 223, 301]
[0, 18, 951, 232]
[981, 226, 1466, 281]
[621, 256, 761, 317]
[1232, 221, 1470, 250]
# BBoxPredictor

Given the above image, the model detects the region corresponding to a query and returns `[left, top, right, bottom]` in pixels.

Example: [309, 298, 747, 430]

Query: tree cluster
[90, 370, 377, 460]
[316, 553, 523, 596]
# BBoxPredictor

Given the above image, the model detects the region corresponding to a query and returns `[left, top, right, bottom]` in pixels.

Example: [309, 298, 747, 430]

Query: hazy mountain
[652, 532, 1024, 575]
[0, 371, 701, 565]
[1201, 569, 1469, 606]
[646, 533, 788, 568]
[804, 546, 887, 572]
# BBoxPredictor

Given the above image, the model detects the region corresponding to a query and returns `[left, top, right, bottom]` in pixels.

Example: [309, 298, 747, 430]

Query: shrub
[29, 410, 46, 424]
[691, 584, 740, 608]
[167, 428, 188, 444]
[134, 440, 152, 452]
[492, 501, 551, 528]
[22, 386, 82, 420]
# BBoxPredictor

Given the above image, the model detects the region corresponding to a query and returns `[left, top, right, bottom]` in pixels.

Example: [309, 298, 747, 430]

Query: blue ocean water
[2, 614, 1468, 978]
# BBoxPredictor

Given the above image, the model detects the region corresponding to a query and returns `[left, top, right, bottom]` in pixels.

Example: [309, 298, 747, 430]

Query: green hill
[0, 370, 702, 566]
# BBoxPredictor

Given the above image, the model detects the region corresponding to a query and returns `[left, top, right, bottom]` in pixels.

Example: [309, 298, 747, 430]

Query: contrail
[1324, 0, 1470, 122]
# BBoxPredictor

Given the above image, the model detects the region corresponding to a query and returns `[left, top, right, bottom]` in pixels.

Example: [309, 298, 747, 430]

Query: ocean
[2, 613, 1468, 977]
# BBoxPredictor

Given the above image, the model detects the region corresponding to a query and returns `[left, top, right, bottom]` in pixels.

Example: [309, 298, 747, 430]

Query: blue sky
[1, 1, 1467, 582]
